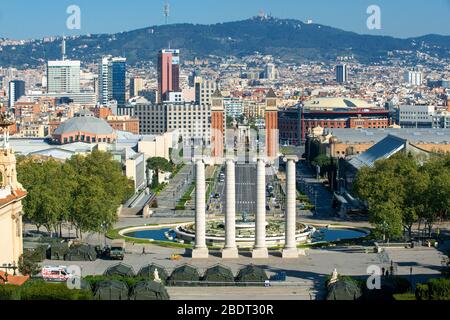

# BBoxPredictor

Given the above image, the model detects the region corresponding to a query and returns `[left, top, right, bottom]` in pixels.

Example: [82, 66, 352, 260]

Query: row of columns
[191, 156, 301, 259]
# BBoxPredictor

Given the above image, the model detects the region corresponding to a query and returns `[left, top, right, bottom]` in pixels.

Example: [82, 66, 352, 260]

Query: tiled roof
[0, 271, 30, 286]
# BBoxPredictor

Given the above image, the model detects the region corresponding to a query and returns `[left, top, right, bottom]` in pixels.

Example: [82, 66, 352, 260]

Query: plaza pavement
[40, 236, 448, 300]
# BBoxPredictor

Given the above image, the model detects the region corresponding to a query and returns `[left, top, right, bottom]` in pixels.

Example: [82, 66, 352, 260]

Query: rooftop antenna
[62, 35, 66, 61]
[164, 0, 170, 25]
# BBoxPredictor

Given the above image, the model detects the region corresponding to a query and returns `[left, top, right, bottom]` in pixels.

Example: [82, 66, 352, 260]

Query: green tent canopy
[168, 264, 200, 287]
[65, 244, 97, 261]
[236, 265, 268, 286]
[48, 243, 69, 260]
[129, 281, 170, 300]
[103, 263, 135, 278]
[138, 264, 169, 282]
[326, 280, 363, 301]
[203, 264, 235, 286]
[93, 280, 129, 301]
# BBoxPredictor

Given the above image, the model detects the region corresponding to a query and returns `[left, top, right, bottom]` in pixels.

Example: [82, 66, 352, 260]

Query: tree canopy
[146, 157, 173, 188]
[17, 150, 135, 237]
[353, 152, 450, 240]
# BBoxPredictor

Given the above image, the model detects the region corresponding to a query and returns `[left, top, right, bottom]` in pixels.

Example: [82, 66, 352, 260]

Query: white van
[41, 266, 73, 282]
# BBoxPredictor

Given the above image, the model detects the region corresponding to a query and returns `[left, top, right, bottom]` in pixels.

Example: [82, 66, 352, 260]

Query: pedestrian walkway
[156, 164, 194, 211]
[297, 162, 335, 219]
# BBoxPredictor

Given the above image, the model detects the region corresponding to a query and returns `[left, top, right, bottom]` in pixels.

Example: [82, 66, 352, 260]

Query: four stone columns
[192, 158, 209, 259]
[282, 156, 300, 258]
[252, 158, 269, 258]
[191, 156, 303, 260]
[222, 158, 239, 259]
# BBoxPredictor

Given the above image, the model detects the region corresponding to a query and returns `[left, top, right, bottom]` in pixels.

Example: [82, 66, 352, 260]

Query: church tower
[0, 113, 27, 268]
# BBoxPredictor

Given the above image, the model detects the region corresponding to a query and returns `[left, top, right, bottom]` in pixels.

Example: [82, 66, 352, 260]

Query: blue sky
[0, 0, 449, 39]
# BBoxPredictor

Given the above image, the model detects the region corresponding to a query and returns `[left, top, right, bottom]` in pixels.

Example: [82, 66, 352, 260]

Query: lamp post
[0, 263, 18, 278]
[410, 267, 413, 293]
[382, 221, 389, 243]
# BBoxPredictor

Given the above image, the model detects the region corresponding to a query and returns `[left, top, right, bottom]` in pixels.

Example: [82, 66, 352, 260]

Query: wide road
[212, 163, 277, 215]
[236, 164, 257, 214]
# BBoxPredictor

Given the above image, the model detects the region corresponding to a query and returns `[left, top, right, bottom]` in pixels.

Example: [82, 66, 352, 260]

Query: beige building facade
[0, 147, 27, 267]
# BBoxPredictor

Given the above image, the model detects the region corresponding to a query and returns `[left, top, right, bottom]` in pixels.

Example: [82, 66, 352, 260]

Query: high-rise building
[8, 80, 25, 109]
[404, 71, 423, 86]
[99, 56, 127, 106]
[157, 49, 180, 103]
[336, 64, 348, 84]
[194, 77, 217, 106]
[265, 63, 277, 80]
[129, 77, 144, 98]
[47, 60, 81, 94]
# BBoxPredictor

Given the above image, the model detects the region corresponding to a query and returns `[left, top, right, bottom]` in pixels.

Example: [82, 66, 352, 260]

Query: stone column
[222, 158, 238, 258]
[283, 156, 300, 258]
[192, 158, 209, 259]
[252, 158, 268, 258]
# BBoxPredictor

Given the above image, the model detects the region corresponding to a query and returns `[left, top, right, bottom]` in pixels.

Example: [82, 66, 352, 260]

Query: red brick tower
[265, 88, 279, 159]
[211, 89, 225, 160]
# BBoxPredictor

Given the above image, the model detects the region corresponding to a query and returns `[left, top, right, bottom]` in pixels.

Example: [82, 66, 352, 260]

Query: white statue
[330, 268, 339, 285]
[153, 269, 161, 283]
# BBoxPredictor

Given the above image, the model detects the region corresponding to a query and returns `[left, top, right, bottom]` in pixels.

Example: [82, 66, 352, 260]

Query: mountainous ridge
[1, 16, 449, 67]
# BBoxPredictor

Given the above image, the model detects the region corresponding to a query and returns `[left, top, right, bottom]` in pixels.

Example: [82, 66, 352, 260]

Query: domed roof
[54, 112, 114, 136]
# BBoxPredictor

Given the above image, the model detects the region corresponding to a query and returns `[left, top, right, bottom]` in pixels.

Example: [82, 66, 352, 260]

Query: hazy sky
[0, 0, 449, 39]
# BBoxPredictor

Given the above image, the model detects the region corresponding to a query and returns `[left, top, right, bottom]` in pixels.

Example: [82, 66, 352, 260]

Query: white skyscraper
[404, 71, 423, 86]
[47, 60, 81, 94]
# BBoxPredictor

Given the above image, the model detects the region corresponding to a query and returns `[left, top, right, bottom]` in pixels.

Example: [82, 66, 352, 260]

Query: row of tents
[92, 280, 170, 300]
[45, 243, 99, 261]
[102, 263, 269, 286]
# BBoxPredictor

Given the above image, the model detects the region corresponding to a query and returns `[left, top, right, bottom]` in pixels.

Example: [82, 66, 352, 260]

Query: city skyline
[0, 0, 449, 40]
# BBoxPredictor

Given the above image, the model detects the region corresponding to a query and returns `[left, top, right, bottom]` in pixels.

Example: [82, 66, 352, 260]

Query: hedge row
[0, 280, 92, 300]
[416, 278, 450, 300]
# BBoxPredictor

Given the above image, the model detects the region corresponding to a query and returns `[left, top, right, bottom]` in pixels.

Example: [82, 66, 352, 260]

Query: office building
[398, 105, 435, 128]
[265, 63, 278, 80]
[130, 77, 144, 98]
[157, 49, 180, 103]
[8, 80, 25, 109]
[99, 56, 127, 106]
[194, 77, 217, 106]
[47, 60, 81, 94]
[336, 64, 348, 83]
[133, 99, 211, 144]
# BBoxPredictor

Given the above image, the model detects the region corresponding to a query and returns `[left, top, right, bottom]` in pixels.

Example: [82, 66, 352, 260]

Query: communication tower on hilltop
[164, 1, 170, 25]
[258, 10, 265, 19]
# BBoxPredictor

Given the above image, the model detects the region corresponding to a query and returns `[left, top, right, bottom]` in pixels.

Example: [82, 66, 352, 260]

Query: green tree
[146, 157, 173, 188]
[353, 152, 450, 240]
[369, 201, 404, 240]
[353, 153, 415, 239]
[17, 150, 134, 239]
[18, 251, 42, 276]
[17, 158, 74, 235]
